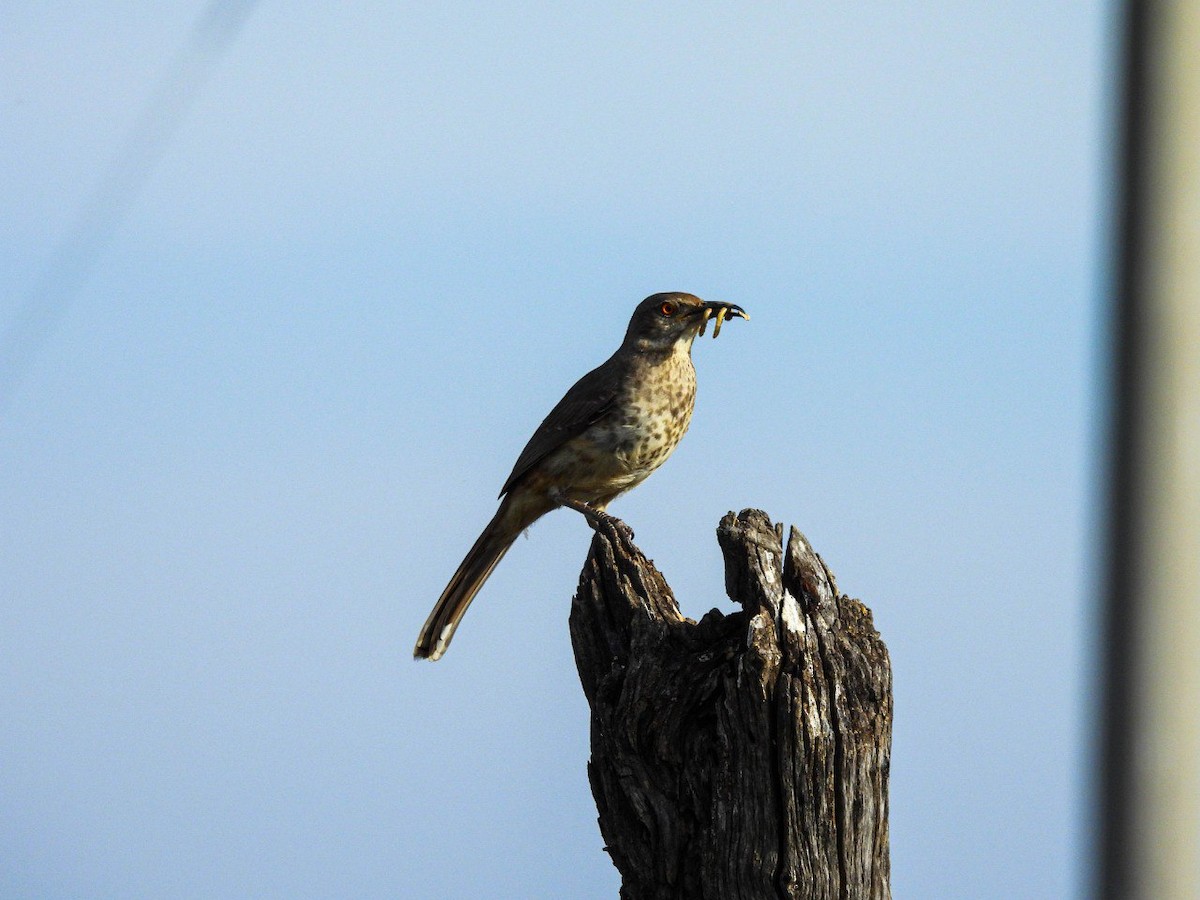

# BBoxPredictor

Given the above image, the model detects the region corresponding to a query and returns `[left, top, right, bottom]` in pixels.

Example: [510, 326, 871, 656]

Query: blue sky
[2, 3, 1113, 897]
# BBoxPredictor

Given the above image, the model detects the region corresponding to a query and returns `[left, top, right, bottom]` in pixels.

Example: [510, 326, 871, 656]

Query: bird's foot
[559, 497, 635, 542]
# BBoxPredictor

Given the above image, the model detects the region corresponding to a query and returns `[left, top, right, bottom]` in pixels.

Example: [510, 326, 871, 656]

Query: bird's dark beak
[697, 302, 749, 338]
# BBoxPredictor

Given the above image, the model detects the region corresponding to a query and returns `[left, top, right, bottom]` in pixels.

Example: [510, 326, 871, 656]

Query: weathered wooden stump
[570, 509, 892, 900]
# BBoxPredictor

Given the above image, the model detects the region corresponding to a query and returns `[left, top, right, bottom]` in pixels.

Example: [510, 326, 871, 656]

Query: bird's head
[622, 292, 748, 353]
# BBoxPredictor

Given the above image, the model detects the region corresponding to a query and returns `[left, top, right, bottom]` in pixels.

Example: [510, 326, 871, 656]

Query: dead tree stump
[570, 509, 892, 900]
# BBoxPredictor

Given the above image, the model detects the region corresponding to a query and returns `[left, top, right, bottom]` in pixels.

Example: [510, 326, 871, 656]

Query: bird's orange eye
[659, 301, 676, 317]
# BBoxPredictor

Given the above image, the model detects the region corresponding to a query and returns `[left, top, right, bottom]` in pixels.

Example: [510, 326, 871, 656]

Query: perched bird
[414, 292, 747, 661]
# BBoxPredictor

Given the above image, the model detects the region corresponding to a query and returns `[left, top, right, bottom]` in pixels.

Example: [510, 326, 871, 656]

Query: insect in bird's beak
[697, 303, 749, 338]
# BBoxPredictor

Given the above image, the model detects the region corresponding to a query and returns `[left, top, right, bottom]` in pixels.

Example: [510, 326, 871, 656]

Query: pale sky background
[2, 3, 1113, 898]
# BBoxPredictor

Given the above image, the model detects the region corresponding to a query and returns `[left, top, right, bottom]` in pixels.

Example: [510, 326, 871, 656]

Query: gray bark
[570, 509, 891, 900]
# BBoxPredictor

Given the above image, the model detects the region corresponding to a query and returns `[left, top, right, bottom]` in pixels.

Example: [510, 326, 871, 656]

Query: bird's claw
[599, 514, 636, 543]
[560, 497, 635, 541]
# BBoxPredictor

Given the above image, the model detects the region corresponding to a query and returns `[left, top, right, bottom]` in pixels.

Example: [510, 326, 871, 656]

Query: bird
[413, 292, 748, 661]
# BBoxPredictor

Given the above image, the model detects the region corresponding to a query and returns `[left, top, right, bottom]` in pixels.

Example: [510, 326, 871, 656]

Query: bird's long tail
[414, 506, 518, 661]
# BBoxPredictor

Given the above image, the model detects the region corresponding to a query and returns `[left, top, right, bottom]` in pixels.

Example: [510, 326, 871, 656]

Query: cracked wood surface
[570, 509, 891, 900]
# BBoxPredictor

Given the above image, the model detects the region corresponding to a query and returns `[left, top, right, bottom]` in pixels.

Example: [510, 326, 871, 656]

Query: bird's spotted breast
[609, 343, 697, 474]
[524, 338, 701, 513]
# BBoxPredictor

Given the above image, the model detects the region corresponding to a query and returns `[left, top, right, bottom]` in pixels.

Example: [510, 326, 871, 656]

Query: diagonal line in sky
[0, 0, 259, 409]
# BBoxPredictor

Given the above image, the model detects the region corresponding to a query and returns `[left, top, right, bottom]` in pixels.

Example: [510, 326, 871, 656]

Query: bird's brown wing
[499, 353, 622, 498]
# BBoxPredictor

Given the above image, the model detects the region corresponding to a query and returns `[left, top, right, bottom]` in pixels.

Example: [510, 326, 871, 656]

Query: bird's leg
[557, 495, 635, 541]
[558, 496, 615, 529]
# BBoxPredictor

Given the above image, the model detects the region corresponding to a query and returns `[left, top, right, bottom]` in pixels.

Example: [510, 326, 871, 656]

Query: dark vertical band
[1094, 2, 1150, 897]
